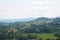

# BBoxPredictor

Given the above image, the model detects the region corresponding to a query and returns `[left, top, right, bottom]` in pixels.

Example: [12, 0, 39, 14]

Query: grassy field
[21, 33, 58, 40]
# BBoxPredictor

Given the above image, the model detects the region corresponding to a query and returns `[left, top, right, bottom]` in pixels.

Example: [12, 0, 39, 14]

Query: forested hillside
[0, 17, 60, 40]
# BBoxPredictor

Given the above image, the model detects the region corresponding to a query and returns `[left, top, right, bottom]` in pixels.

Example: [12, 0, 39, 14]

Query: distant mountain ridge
[0, 18, 36, 22]
[0, 17, 60, 22]
[0, 17, 60, 33]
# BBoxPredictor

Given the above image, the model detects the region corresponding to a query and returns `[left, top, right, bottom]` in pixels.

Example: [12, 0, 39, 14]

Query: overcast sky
[0, 0, 60, 19]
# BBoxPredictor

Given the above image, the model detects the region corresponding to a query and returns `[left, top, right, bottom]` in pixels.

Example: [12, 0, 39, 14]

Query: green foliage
[0, 17, 60, 40]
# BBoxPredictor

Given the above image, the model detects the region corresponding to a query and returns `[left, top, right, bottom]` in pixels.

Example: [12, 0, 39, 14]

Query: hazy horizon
[0, 0, 60, 19]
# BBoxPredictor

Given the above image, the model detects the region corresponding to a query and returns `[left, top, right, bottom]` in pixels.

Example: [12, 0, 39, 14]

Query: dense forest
[0, 17, 60, 40]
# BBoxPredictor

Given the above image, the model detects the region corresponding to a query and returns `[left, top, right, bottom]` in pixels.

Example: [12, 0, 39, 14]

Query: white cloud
[32, 1, 50, 5]
[32, 0, 60, 18]
[0, 0, 60, 19]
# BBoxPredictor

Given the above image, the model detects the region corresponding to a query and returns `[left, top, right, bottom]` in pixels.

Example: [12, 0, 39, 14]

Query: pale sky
[0, 0, 60, 19]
